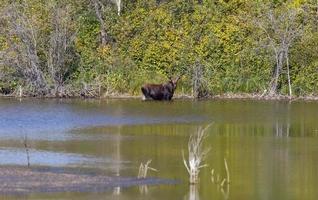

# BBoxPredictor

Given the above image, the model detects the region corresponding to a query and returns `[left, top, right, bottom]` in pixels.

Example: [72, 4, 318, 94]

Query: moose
[141, 76, 180, 101]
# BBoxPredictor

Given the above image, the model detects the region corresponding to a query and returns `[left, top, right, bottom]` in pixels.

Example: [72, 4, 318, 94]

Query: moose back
[141, 77, 180, 101]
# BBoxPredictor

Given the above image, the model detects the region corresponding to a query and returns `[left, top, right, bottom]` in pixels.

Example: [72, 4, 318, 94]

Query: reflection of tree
[139, 185, 148, 195]
[184, 185, 200, 200]
[113, 186, 120, 195]
[274, 102, 291, 137]
[220, 184, 230, 200]
[113, 126, 122, 195]
[275, 121, 290, 137]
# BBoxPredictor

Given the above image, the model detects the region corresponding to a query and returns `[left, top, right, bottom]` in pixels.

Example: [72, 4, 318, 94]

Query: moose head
[141, 76, 181, 101]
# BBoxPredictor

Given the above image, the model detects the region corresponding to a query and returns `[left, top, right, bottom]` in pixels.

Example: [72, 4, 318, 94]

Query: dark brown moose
[141, 77, 180, 101]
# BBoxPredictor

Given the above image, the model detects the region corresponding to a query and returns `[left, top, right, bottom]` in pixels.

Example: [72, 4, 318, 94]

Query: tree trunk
[192, 62, 204, 98]
[92, 0, 109, 45]
[286, 48, 292, 97]
[268, 51, 284, 96]
[116, 0, 121, 16]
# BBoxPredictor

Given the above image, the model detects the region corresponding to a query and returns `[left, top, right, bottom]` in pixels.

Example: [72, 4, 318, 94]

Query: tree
[255, 3, 303, 97]
[48, 2, 78, 96]
[0, 2, 48, 95]
[91, 0, 112, 45]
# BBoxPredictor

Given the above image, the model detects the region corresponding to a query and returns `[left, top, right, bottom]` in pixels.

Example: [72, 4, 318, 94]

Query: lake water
[0, 98, 318, 200]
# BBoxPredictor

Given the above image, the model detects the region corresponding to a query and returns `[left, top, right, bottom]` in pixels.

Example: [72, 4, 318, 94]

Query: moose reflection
[141, 76, 180, 101]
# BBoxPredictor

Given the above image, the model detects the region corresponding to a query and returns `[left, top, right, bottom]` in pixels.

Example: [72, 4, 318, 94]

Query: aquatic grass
[182, 124, 212, 184]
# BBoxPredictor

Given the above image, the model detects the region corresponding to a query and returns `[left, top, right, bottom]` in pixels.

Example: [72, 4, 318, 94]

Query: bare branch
[138, 159, 158, 179]
[183, 123, 212, 184]
[48, 3, 77, 96]
[0, 3, 47, 94]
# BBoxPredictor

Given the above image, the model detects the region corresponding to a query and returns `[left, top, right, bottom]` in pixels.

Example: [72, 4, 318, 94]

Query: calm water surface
[0, 98, 318, 200]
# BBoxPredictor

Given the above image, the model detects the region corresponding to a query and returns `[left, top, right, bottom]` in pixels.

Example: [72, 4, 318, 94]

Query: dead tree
[256, 5, 303, 97]
[0, 3, 48, 95]
[91, 0, 111, 46]
[183, 124, 212, 184]
[91, 0, 121, 46]
[137, 160, 158, 179]
[191, 62, 207, 98]
[48, 3, 77, 97]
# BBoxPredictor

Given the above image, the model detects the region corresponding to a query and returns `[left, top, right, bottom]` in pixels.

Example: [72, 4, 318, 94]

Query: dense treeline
[0, 0, 317, 98]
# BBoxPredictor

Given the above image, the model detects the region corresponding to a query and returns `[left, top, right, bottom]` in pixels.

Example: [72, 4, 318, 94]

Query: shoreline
[1, 93, 318, 101]
[0, 93, 318, 101]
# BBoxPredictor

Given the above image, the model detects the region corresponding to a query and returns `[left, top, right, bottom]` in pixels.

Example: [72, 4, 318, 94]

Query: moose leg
[141, 87, 151, 100]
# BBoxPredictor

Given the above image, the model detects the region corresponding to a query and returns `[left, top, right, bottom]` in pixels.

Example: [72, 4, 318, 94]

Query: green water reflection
[0, 99, 318, 199]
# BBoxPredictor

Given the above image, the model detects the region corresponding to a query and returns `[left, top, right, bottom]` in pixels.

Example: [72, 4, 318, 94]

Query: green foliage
[0, 0, 317, 96]
[291, 31, 318, 95]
